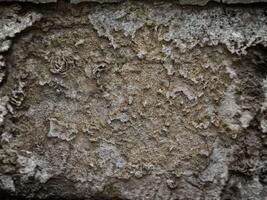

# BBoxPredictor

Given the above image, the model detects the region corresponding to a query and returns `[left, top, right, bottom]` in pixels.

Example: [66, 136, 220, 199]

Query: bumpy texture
[1, 0, 267, 5]
[0, 1, 267, 200]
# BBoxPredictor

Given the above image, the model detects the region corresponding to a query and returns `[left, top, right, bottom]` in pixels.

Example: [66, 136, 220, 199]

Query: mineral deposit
[0, 0, 267, 199]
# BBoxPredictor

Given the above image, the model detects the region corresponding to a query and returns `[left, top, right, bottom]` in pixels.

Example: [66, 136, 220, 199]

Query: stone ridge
[0, 0, 267, 5]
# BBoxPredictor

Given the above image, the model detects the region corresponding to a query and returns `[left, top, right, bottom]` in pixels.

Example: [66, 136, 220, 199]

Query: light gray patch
[0, 96, 8, 126]
[48, 118, 78, 141]
[0, 12, 42, 40]
[167, 84, 197, 101]
[0, 175, 15, 192]
[97, 142, 126, 168]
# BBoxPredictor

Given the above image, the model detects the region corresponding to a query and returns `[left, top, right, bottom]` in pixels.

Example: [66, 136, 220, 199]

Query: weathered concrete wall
[0, 0, 267, 199]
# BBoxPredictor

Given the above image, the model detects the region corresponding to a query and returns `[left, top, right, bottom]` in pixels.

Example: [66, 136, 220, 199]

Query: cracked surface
[0, 1, 267, 199]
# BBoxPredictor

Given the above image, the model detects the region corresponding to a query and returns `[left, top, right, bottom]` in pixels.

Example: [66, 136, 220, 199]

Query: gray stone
[0, 0, 267, 4]
[1, 1, 267, 200]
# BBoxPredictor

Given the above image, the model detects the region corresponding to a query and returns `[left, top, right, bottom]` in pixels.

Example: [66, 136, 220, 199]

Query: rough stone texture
[183, 0, 267, 5]
[219, 0, 267, 3]
[1, 0, 267, 5]
[0, 0, 56, 3]
[0, 0, 267, 200]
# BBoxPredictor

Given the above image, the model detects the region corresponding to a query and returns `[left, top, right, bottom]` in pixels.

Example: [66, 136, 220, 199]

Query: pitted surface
[1, 0, 267, 4]
[0, 1, 267, 199]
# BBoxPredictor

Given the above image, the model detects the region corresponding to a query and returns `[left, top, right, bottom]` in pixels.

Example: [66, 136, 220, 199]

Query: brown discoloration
[0, 1, 267, 199]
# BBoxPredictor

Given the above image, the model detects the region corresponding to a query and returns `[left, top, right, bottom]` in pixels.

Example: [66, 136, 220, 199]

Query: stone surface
[1, 0, 267, 4]
[0, 1, 267, 200]
[180, 0, 267, 5]
[220, 0, 267, 3]
[0, 0, 56, 3]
